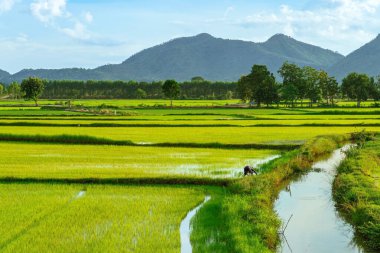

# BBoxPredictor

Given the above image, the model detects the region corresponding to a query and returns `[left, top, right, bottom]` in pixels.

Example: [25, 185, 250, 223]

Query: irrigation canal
[275, 145, 368, 253]
[180, 196, 211, 253]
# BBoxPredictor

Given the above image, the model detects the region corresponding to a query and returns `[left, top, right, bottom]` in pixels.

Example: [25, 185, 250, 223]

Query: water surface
[275, 145, 366, 253]
[180, 196, 211, 253]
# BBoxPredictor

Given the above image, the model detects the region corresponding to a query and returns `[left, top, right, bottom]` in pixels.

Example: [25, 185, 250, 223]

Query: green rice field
[0, 125, 376, 145]
[0, 184, 206, 253]
[1, 100, 379, 252]
[0, 142, 278, 179]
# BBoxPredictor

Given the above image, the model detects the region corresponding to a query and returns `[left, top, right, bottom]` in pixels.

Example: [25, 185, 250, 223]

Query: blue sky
[0, 0, 379, 73]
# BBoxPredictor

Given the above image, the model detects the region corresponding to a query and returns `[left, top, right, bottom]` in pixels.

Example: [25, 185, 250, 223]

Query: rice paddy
[0, 184, 206, 253]
[0, 142, 278, 179]
[0, 125, 377, 145]
[1, 100, 379, 252]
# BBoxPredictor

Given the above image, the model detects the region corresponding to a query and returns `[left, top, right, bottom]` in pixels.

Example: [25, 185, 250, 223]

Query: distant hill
[1, 68, 103, 84]
[0, 69, 10, 82]
[260, 34, 343, 69]
[1, 33, 344, 83]
[329, 34, 380, 81]
[95, 33, 344, 81]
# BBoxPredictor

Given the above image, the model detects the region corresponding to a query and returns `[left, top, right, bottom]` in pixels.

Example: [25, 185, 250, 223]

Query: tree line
[35, 78, 235, 100]
[2, 62, 380, 107]
[237, 62, 380, 107]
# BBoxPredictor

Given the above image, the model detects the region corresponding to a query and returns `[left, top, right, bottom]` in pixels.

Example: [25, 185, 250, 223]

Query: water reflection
[275, 145, 368, 253]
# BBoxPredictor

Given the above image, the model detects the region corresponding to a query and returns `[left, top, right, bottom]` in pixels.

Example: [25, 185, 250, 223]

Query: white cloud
[0, 0, 16, 13]
[62, 21, 90, 40]
[16, 33, 28, 43]
[224, 6, 234, 18]
[30, 0, 68, 23]
[30, 0, 96, 42]
[84, 11, 93, 23]
[235, 0, 380, 54]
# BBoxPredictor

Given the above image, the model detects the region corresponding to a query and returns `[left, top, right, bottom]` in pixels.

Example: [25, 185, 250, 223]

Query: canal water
[275, 145, 367, 253]
[180, 196, 211, 253]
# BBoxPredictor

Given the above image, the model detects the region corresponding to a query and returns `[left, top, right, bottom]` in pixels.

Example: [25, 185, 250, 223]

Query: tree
[372, 76, 380, 101]
[162, 80, 180, 108]
[237, 65, 277, 107]
[303, 66, 321, 107]
[280, 83, 298, 107]
[319, 71, 339, 106]
[261, 78, 280, 107]
[278, 62, 304, 107]
[326, 77, 339, 105]
[136, 88, 147, 99]
[7, 82, 21, 99]
[191, 76, 205, 82]
[21, 77, 45, 106]
[341, 72, 371, 107]
[237, 75, 252, 103]
[250, 65, 277, 107]
[0, 84, 4, 96]
[225, 90, 233, 100]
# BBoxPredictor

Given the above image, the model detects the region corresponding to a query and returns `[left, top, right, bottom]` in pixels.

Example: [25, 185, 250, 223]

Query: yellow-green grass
[336, 101, 379, 107]
[0, 183, 206, 253]
[0, 107, 42, 110]
[0, 109, 90, 116]
[2, 107, 380, 120]
[0, 142, 278, 179]
[253, 114, 380, 120]
[0, 126, 378, 145]
[0, 118, 379, 127]
[2, 114, 380, 119]
[73, 99, 241, 107]
[0, 99, 241, 107]
[1, 99, 378, 108]
[1, 113, 380, 123]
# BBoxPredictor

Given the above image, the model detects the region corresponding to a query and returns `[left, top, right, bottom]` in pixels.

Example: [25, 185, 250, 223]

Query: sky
[0, 0, 380, 73]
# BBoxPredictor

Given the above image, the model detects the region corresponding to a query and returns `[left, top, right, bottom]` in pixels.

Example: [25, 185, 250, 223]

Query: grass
[1, 99, 378, 108]
[1, 118, 380, 127]
[0, 141, 279, 180]
[0, 108, 91, 116]
[333, 135, 380, 251]
[191, 188, 234, 252]
[0, 99, 241, 107]
[0, 183, 206, 253]
[218, 135, 348, 253]
[0, 133, 300, 150]
[0, 103, 379, 252]
[0, 125, 376, 145]
[188, 135, 348, 253]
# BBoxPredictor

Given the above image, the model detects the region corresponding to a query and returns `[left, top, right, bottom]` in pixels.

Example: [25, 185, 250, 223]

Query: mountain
[0, 69, 10, 82]
[1, 68, 103, 84]
[1, 33, 344, 83]
[329, 34, 380, 81]
[261, 34, 343, 69]
[95, 33, 343, 81]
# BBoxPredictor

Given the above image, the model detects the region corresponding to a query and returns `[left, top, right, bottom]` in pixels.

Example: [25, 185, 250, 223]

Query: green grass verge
[190, 135, 348, 253]
[333, 135, 380, 251]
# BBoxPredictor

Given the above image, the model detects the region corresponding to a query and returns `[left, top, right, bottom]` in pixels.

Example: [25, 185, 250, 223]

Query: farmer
[244, 165, 258, 176]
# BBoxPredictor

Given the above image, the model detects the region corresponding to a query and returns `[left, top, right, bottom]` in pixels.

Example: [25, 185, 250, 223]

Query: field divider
[0, 133, 301, 150]
[1, 122, 380, 127]
[0, 177, 231, 187]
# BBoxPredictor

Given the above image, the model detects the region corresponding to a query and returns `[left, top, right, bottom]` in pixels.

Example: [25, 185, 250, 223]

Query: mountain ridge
[0, 69, 10, 81]
[0, 33, 347, 83]
[329, 34, 380, 81]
